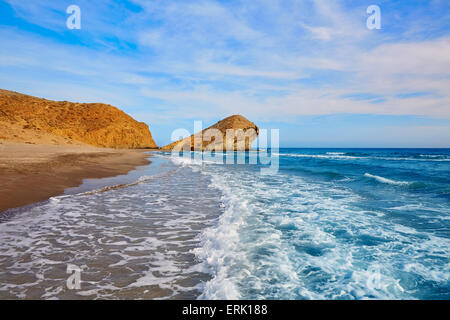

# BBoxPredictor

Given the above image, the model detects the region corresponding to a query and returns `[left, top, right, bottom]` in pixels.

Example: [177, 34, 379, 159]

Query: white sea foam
[192, 175, 249, 299]
[192, 166, 381, 298]
[0, 157, 219, 299]
[275, 153, 450, 162]
[275, 153, 363, 160]
[176, 156, 450, 300]
[419, 154, 450, 159]
[364, 173, 411, 186]
[1, 152, 448, 300]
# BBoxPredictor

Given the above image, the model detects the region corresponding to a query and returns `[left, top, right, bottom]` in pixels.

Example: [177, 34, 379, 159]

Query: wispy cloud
[0, 0, 449, 145]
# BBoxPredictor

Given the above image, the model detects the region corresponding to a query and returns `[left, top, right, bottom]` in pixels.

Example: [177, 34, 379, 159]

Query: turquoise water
[0, 149, 448, 300]
[178, 148, 450, 299]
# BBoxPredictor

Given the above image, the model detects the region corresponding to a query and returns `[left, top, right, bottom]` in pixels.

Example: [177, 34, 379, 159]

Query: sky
[0, 0, 449, 147]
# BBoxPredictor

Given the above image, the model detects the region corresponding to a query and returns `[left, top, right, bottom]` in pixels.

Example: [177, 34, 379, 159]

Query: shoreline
[0, 143, 153, 214]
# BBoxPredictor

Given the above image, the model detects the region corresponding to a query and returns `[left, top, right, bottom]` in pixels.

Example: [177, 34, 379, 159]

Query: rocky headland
[161, 115, 259, 151]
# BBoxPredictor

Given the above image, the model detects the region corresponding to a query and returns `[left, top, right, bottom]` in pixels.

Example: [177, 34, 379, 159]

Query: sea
[0, 148, 449, 300]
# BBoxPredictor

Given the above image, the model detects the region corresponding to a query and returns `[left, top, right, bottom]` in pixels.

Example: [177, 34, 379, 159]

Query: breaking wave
[364, 173, 411, 186]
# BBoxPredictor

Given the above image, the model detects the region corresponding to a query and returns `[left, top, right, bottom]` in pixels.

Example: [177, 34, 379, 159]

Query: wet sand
[0, 143, 152, 213]
[0, 156, 219, 299]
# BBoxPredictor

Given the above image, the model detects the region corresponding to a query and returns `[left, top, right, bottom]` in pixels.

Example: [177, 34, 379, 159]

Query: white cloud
[303, 25, 333, 41]
[359, 37, 450, 77]
[0, 0, 449, 125]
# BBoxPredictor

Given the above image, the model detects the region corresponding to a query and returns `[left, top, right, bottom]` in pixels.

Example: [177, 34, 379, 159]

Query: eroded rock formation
[162, 115, 259, 151]
[0, 89, 158, 149]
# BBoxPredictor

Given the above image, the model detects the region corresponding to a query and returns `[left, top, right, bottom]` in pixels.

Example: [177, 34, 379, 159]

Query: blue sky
[0, 0, 449, 147]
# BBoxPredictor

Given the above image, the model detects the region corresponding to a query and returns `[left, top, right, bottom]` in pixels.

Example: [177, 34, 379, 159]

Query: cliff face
[0, 89, 158, 149]
[162, 115, 259, 151]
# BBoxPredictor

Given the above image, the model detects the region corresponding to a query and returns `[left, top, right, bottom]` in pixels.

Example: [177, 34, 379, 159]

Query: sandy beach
[0, 142, 151, 213]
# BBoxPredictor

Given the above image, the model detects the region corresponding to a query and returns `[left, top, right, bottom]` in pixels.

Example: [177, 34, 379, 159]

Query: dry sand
[0, 142, 151, 213]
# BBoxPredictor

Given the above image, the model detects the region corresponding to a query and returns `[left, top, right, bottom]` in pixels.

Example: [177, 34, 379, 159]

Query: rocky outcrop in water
[0, 89, 158, 149]
[162, 115, 259, 151]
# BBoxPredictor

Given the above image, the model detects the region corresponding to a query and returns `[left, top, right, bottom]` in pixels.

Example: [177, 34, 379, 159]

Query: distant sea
[0, 148, 449, 299]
